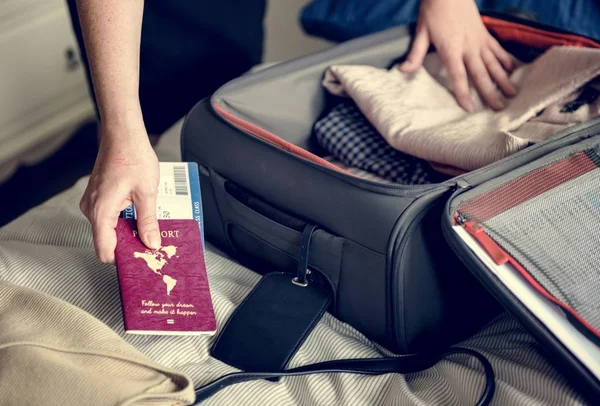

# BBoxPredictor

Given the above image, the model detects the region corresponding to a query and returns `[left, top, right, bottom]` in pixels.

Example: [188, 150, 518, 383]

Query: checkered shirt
[314, 101, 445, 185]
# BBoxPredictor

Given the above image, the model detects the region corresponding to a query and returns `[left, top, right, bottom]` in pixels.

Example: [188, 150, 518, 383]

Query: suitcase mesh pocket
[457, 149, 600, 337]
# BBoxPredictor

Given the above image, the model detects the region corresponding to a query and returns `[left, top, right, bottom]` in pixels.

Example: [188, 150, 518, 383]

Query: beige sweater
[0, 281, 195, 406]
[323, 46, 600, 173]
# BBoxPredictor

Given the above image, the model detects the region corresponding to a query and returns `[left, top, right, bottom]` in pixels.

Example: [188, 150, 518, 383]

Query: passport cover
[114, 218, 216, 335]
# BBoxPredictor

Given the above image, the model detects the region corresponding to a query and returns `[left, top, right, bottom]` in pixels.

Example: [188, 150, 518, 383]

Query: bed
[0, 119, 585, 405]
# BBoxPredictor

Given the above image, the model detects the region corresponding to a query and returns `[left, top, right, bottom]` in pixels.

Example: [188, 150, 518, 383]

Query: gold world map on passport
[133, 246, 179, 296]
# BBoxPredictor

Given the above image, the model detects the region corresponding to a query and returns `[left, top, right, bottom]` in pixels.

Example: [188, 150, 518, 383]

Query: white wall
[263, 0, 332, 63]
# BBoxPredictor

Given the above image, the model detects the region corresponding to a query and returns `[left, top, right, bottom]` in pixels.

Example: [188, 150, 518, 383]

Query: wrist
[100, 108, 147, 139]
[99, 119, 151, 154]
[100, 105, 143, 127]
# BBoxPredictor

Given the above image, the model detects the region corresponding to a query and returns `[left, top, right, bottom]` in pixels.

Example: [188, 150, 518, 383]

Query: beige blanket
[0, 280, 195, 406]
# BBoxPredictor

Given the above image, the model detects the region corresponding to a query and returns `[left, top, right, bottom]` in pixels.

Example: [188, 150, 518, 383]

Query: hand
[400, 0, 516, 111]
[80, 121, 161, 263]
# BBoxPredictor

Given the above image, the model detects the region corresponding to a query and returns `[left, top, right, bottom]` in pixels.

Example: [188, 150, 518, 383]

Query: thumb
[399, 27, 430, 73]
[133, 189, 161, 250]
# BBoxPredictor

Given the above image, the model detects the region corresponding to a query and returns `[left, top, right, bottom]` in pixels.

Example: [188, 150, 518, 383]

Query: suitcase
[181, 14, 600, 400]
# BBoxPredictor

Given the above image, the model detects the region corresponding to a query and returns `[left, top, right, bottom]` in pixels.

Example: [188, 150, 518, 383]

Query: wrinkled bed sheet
[0, 122, 585, 406]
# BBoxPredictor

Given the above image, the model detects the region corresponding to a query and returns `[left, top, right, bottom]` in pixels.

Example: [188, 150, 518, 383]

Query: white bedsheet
[0, 120, 586, 405]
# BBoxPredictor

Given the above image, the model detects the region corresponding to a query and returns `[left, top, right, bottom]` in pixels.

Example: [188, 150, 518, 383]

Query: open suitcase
[181, 14, 600, 401]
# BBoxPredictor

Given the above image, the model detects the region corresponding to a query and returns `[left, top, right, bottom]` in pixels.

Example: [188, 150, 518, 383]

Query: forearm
[76, 0, 145, 134]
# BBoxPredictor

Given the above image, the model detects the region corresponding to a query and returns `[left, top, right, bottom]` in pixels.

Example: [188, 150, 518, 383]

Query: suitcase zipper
[454, 215, 509, 266]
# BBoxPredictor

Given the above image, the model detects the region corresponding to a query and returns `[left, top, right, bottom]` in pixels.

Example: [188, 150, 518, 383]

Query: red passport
[114, 218, 216, 335]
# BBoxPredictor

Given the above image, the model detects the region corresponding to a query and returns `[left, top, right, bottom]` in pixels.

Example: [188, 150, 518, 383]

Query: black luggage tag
[210, 225, 331, 373]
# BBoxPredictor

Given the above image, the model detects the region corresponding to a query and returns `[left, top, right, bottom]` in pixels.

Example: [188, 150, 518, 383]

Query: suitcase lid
[442, 130, 600, 402]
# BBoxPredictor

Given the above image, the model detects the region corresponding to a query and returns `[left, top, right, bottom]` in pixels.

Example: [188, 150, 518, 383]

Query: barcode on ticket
[120, 162, 204, 244]
[173, 165, 189, 196]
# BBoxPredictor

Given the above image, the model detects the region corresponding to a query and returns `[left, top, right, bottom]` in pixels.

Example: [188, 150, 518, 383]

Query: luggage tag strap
[210, 224, 331, 373]
[195, 347, 495, 405]
[292, 224, 317, 287]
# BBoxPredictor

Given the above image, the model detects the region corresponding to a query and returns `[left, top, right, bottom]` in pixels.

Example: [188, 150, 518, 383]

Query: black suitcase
[182, 14, 600, 401]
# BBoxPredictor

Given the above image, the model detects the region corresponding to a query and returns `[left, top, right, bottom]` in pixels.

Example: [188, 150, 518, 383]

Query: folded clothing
[314, 101, 449, 185]
[323, 46, 600, 173]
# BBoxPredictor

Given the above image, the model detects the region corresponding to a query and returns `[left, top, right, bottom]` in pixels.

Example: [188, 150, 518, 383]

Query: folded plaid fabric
[314, 101, 448, 185]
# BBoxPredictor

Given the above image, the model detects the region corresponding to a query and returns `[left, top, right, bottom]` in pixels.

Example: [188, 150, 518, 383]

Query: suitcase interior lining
[211, 18, 600, 187]
[322, 156, 398, 184]
[451, 136, 600, 341]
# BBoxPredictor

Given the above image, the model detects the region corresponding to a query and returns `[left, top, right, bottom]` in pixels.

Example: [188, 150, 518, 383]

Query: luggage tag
[210, 224, 332, 374]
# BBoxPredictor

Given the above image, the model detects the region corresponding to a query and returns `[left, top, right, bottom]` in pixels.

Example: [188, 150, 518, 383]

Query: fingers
[399, 27, 430, 73]
[482, 48, 516, 97]
[465, 52, 505, 111]
[80, 182, 159, 263]
[439, 48, 473, 112]
[488, 37, 514, 72]
[93, 214, 119, 264]
[81, 193, 120, 264]
[132, 187, 161, 250]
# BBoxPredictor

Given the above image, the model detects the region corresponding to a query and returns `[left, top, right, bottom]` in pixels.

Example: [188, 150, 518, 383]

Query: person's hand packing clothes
[400, 0, 517, 111]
